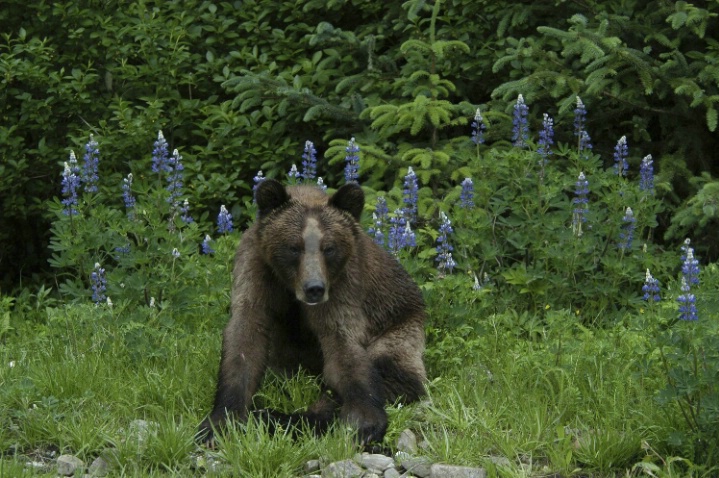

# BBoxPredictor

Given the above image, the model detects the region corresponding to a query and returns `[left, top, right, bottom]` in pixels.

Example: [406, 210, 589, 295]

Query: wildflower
[473, 272, 490, 291]
[680, 238, 700, 286]
[572, 172, 589, 237]
[180, 199, 194, 224]
[317, 177, 327, 191]
[301, 140, 317, 182]
[152, 130, 170, 175]
[388, 209, 415, 255]
[677, 240, 700, 320]
[460, 178, 474, 209]
[512, 94, 529, 148]
[639, 154, 654, 193]
[90, 262, 107, 305]
[114, 243, 131, 259]
[368, 197, 388, 246]
[172, 248, 180, 259]
[471, 108, 486, 145]
[436, 211, 456, 275]
[288, 164, 301, 183]
[613, 136, 629, 176]
[149, 297, 156, 308]
[201, 235, 215, 254]
[344, 137, 360, 184]
[217, 205, 234, 234]
[642, 269, 661, 302]
[403, 167, 419, 223]
[618, 207, 636, 250]
[122, 173, 136, 216]
[166, 149, 185, 211]
[106, 297, 113, 308]
[82, 135, 100, 193]
[253, 170, 265, 199]
[574, 97, 593, 157]
[61, 152, 81, 216]
[677, 278, 698, 321]
[537, 113, 554, 175]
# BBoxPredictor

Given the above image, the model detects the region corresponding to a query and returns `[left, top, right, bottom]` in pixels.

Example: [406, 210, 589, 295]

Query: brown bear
[197, 178, 426, 445]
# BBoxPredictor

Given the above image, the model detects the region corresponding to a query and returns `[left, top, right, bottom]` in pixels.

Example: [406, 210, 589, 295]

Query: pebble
[57, 454, 85, 476]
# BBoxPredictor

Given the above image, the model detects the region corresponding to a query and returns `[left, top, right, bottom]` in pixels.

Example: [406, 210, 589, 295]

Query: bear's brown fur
[198, 179, 426, 444]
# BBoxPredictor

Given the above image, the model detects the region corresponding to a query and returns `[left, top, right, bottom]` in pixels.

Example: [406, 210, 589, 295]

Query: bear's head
[255, 179, 364, 305]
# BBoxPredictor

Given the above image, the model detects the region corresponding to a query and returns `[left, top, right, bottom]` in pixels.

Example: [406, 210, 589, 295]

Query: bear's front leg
[197, 312, 270, 444]
[320, 338, 388, 444]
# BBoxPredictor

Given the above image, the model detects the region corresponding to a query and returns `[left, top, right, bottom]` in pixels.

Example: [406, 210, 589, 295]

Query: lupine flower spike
[613, 136, 629, 176]
[388, 209, 415, 255]
[574, 97, 593, 157]
[403, 167, 419, 224]
[90, 262, 107, 305]
[301, 140, 317, 182]
[344, 137, 360, 184]
[436, 211, 456, 276]
[678, 239, 700, 321]
[152, 130, 170, 175]
[288, 164, 301, 183]
[460, 178, 474, 209]
[122, 173, 136, 218]
[368, 197, 388, 246]
[166, 149, 185, 210]
[471, 108, 486, 146]
[317, 177, 327, 191]
[82, 135, 100, 193]
[537, 113, 554, 176]
[253, 170, 265, 199]
[639, 154, 654, 193]
[618, 207, 636, 250]
[572, 172, 589, 237]
[512, 94, 529, 148]
[61, 151, 81, 216]
[202, 235, 215, 255]
[217, 205, 234, 234]
[642, 269, 661, 302]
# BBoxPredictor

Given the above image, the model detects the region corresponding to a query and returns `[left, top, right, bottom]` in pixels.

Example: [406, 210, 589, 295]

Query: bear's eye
[287, 245, 302, 257]
[323, 245, 336, 258]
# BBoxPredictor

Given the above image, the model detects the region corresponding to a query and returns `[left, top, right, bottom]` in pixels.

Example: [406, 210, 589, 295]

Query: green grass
[0, 305, 699, 477]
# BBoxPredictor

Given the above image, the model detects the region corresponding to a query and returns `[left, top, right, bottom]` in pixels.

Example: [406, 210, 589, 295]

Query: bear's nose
[303, 280, 326, 304]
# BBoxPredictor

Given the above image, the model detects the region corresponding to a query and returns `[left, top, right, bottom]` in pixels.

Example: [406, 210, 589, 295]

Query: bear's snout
[302, 279, 326, 305]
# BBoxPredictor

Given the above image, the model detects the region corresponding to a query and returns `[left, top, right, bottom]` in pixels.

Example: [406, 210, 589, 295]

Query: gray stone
[485, 456, 511, 467]
[400, 456, 433, 478]
[305, 459, 321, 473]
[363, 473, 381, 478]
[57, 454, 85, 476]
[396, 429, 418, 455]
[384, 468, 402, 478]
[88, 456, 109, 477]
[429, 464, 486, 478]
[354, 453, 395, 472]
[322, 459, 364, 478]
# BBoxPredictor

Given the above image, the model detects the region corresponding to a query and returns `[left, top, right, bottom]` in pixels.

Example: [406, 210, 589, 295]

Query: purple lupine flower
[512, 94, 529, 148]
[368, 196, 389, 246]
[301, 140, 317, 182]
[460, 178, 474, 209]
[436, 211, 456, 275]
[403, 167, 419, 223]
[471, 108, 486, 146]
[618, 206, 636, 250]
[572, 172, 589, 237]
[317, 177, 327, 191]
[344, 137, 360, 184]
[574, 97, 593, 157]
[217, 205, 233, 234]
[166, 148, 185, 210]
[82, 135, 100, 193]
[180, 199, 194, 224]
[639, 154, 654, 193]
[537, 113, 554, 175]
[114, 243, 131, 258]
[122, 173, 136, 216]
[202, 235, 215, 254]
[613, 136, 629, 176]
[61, 151, 81, 216]
[642, 269, 661, 302]
[388, 208, 415, 255]
[288, 164, 301, 183]
[678, 240, 700, 321]
[172, 248, 181, 259]
[90, 262, 107, 305]
[152, 130, 171, 175]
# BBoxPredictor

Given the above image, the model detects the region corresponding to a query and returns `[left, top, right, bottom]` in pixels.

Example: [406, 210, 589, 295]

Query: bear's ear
[329, 183, 364, 221]
[256, 179, 290, 217]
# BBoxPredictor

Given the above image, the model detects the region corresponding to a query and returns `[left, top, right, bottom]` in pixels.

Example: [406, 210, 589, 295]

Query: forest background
[2, 0, 719, 476]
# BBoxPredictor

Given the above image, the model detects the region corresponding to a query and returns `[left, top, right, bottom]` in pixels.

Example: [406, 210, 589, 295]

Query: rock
[354, 453, 395, 473]
[57, 454, 85, 476]
[363, 474, 381, 478]
[88, 456, 109, 477]
[396, 429, 418, 455]
[305, 459, 321, 473]
[384, 468, 402, 478]
[429, 464, 486, 478]
[322, 459, 364, 478]
[485, 456, 511, 467]
[399, 456, 433, 478]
